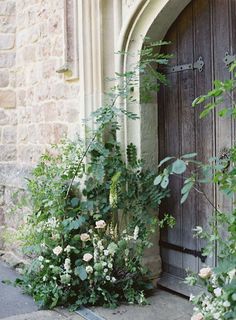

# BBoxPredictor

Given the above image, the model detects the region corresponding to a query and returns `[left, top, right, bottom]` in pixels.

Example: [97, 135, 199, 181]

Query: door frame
[116, 0, 191, 279]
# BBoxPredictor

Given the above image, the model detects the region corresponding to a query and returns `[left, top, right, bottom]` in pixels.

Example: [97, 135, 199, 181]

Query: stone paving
[0, 260, 192, 320]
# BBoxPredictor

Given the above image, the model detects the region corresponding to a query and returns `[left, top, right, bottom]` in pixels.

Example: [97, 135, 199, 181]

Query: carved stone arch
[116, 0, 191, 277]
[117, 0, 191, 164]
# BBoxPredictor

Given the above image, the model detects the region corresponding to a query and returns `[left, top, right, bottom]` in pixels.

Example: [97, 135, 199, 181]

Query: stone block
[0, 52, 15, 68]
[27, 124, 39, 143]
[0, 89, 15, 108]
[0, 109, 9, 125]
[17, 125, 28, 143]
[0, 34, 15, 50]
[53, 123, 68, 143]
[0, 1, 15, 16]
[2, 126, 17, 144]
[17, 107, 31, 124]
[0, 70, 9, 87]
[16, 89, 26, 106]
[0, 16, 16, 33]
[0, 144, 17, 161]
[23, 46, 35, 63]
[0, 90, 16, 108]
[17, 145, 34, 163]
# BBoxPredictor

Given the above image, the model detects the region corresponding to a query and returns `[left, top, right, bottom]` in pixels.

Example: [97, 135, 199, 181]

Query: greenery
[16, 40, 173, 309]
[154, 63, 236, 320]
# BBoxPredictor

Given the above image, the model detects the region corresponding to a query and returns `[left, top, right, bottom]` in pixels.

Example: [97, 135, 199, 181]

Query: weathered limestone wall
[0, 0, 81, 263]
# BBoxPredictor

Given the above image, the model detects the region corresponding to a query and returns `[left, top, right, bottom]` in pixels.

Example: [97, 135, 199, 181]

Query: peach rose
[95, 220, 106, 229]
[198, 267, 212, 279]
[83, 253, 93, 262]
[80, 233, 90, 242]
[191, 313, 204, 320]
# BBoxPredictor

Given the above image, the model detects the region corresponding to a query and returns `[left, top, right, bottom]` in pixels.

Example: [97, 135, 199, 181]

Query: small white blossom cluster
[190, 267, 236, 320]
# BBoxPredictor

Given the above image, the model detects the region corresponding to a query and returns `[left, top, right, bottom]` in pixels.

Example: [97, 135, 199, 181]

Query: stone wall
[0, 0, 81, 263]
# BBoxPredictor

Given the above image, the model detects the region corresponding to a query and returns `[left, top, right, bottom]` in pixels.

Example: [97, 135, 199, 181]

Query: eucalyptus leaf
[172, 159, 186, 174]
[158, 156, 175, 167]
[181, 153, 197, 159]
[161, 175, 169, 189]
[75, 266, 87, 281]
[154, 175, 163, 185]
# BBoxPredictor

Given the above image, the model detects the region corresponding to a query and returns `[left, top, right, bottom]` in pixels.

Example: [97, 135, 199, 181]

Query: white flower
[191, 313, 204, 320]
[213, 313, 221, 320]
[83, 253, 93, 262]
[111, 277, 116, 283]
[95, 220, 106, 229]
[64, 245, 73, 253]
[223, 301, 230, 307]
[64, 258, 71, 272]
[192, 226, 203, 235]
[38, 256, 44, 262]
[108, 263, 113, 269]
[133, 226, 139, 240]
[104, 268, 108, 273]
[106, 275, 110, 281]
[198, 267, 212, 279]
[189, 294, 195, 302]
[80, 233, 90, 242]
[43, 276, 47, 281]
[86, 266, 93, 274]
[53, 246, 63, 256]
[104, 250, 109, 256]
[213, 287, 222, 297]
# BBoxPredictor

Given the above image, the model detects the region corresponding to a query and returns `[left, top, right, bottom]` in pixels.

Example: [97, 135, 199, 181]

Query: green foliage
[17, 41, 172, 309]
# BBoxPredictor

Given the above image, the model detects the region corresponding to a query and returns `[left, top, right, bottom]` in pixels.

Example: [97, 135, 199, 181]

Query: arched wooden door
[158, 0, 236, 294]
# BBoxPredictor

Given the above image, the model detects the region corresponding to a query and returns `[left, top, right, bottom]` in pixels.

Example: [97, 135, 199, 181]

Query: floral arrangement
[16, 137, 169, 309]
[188, 263, 236, 320]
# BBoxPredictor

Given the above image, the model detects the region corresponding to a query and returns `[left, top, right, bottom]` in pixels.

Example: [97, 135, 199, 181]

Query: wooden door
[158, 0, 236, 294]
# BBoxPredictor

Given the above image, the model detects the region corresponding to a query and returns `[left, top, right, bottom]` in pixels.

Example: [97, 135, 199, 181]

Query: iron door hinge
[223, 52, 236, 67]
[165, 56, 204, 74]
[160, 240, 207, 263]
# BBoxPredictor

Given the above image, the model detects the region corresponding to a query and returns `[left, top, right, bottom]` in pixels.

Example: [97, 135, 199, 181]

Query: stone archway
[115, 0, 191, 278]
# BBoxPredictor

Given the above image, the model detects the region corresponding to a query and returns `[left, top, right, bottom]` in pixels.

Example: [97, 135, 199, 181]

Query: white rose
[86, 266, 93, 274]
[95, 220, 106, 229]
[213, 287, 222, 297]
[80, 233, 90, 242]
[53, 246, 63, 256]
[104, 250, 109, 256]
[191, 313, 204, 320]
[198, 267, 212, 279]
[83, 253, 93, 262]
